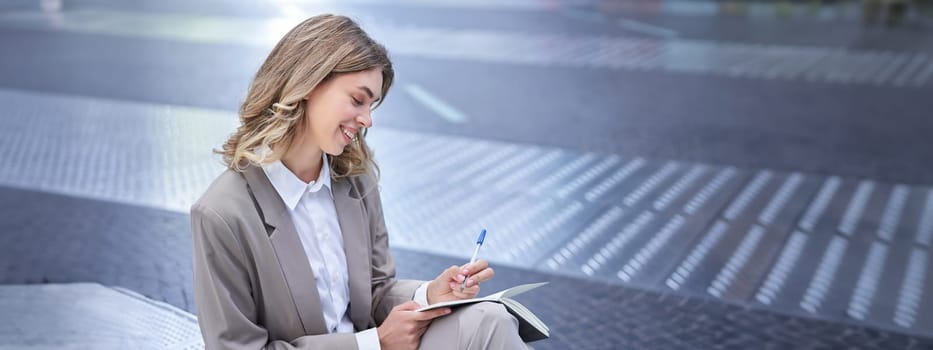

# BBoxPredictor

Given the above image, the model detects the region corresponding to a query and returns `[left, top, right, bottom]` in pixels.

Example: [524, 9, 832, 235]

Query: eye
[351, 96, 364, 106]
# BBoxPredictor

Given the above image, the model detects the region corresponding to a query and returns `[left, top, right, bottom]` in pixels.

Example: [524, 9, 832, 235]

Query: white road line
[404, 84, 468, 124]
[914, 59, 933, 87]
[618, 19, 679, 38]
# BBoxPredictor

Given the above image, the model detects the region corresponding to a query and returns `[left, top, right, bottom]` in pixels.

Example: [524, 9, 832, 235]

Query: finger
[414, 307, 451, 320]
[393, 301, 422, 312]
[414, 318, 435, 330]
[453, 285, 480, 298]
[412, 321, 432, 338]
[460, 259, 489, 277]
[465, 285, 481, 295]
[416, 325, 429, 338]
[465, 267, 494, 286]
[440, 265, 464, 284]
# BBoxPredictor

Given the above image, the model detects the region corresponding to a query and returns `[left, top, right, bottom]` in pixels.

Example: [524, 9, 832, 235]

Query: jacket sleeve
[362, 183, 424, 325]
[191, 203, 359, 350]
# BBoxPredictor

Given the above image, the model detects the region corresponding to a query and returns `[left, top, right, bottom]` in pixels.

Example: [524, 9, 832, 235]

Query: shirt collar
[262, 153, 332, 211]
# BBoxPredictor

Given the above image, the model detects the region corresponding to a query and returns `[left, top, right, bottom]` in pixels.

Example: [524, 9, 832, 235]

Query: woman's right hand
[377, 301, 451, 350]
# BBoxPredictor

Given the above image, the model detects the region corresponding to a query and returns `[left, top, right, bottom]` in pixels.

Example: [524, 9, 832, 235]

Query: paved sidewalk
[3, 88, 933, 338]
[0, 283, 202, 350]
[2, 185, 933, 349]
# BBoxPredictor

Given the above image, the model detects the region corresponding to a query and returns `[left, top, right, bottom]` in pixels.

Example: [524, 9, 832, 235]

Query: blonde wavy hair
[218, 14, 392, 179]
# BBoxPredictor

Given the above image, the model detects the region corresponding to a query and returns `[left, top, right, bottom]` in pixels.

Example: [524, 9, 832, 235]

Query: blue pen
[460, 229, 487, 292]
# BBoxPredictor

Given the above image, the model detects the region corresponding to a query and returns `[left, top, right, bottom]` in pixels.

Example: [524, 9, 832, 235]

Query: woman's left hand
[426, 259, 495, 304]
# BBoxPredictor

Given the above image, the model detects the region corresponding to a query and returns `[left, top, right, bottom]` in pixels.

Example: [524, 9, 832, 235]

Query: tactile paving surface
[0, 283, 203, 350]
[1, 88, 932, 339]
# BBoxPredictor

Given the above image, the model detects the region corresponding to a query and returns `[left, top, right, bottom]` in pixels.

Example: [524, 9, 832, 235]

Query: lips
[340, 126, 357, 144]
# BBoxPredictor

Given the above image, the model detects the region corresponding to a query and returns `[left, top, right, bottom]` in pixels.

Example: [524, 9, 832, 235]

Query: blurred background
[1, 0, 933, 348]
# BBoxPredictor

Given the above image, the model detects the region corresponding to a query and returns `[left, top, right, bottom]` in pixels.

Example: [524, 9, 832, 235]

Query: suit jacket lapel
[332, 178, 372, 330]
[242, 166, 328, 335]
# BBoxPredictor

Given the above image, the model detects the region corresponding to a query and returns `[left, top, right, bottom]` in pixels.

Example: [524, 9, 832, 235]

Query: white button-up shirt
[262, 155, 381, 348]
[263, 154, 431, 350]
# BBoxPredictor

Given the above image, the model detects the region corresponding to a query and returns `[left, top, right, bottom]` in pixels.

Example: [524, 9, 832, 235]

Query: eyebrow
[357, 86, 381, 103]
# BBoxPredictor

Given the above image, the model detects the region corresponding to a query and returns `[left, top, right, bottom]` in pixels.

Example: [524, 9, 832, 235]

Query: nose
[356, 111, 372, 129]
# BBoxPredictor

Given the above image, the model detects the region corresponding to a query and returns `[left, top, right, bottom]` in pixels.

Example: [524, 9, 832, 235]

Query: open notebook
[416, 282, 549, 342]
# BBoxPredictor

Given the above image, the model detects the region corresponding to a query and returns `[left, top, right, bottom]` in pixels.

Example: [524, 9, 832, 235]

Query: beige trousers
[418, 302, 534, 350]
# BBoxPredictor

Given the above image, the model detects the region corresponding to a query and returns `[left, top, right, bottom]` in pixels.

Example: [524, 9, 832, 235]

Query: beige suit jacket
[191, 165, 423, 350]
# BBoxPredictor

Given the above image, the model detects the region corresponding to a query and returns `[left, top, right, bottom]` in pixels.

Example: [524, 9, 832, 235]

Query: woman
[190, 14, 530, 350]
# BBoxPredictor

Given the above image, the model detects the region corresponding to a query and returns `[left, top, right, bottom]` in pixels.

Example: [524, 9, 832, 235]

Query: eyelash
[352, 97, 364, 106]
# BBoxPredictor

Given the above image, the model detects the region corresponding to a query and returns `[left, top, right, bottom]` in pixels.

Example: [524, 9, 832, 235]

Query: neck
[277, 141, 324, 184]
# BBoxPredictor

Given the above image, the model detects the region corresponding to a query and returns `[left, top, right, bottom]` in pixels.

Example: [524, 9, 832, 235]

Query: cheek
[307, 102, 347, 133]
[340, 103, 359, 119]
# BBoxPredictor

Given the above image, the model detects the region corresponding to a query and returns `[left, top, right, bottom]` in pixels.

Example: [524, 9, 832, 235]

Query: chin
[325, 145, 345, 156]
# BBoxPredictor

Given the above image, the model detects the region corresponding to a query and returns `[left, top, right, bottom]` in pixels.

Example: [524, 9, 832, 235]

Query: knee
[467, 302, 517, 327]
[458, 302, 525, 347]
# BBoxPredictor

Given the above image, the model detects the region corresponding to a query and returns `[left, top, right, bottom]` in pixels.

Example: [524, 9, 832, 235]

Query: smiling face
[299, 68, 383, 157]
